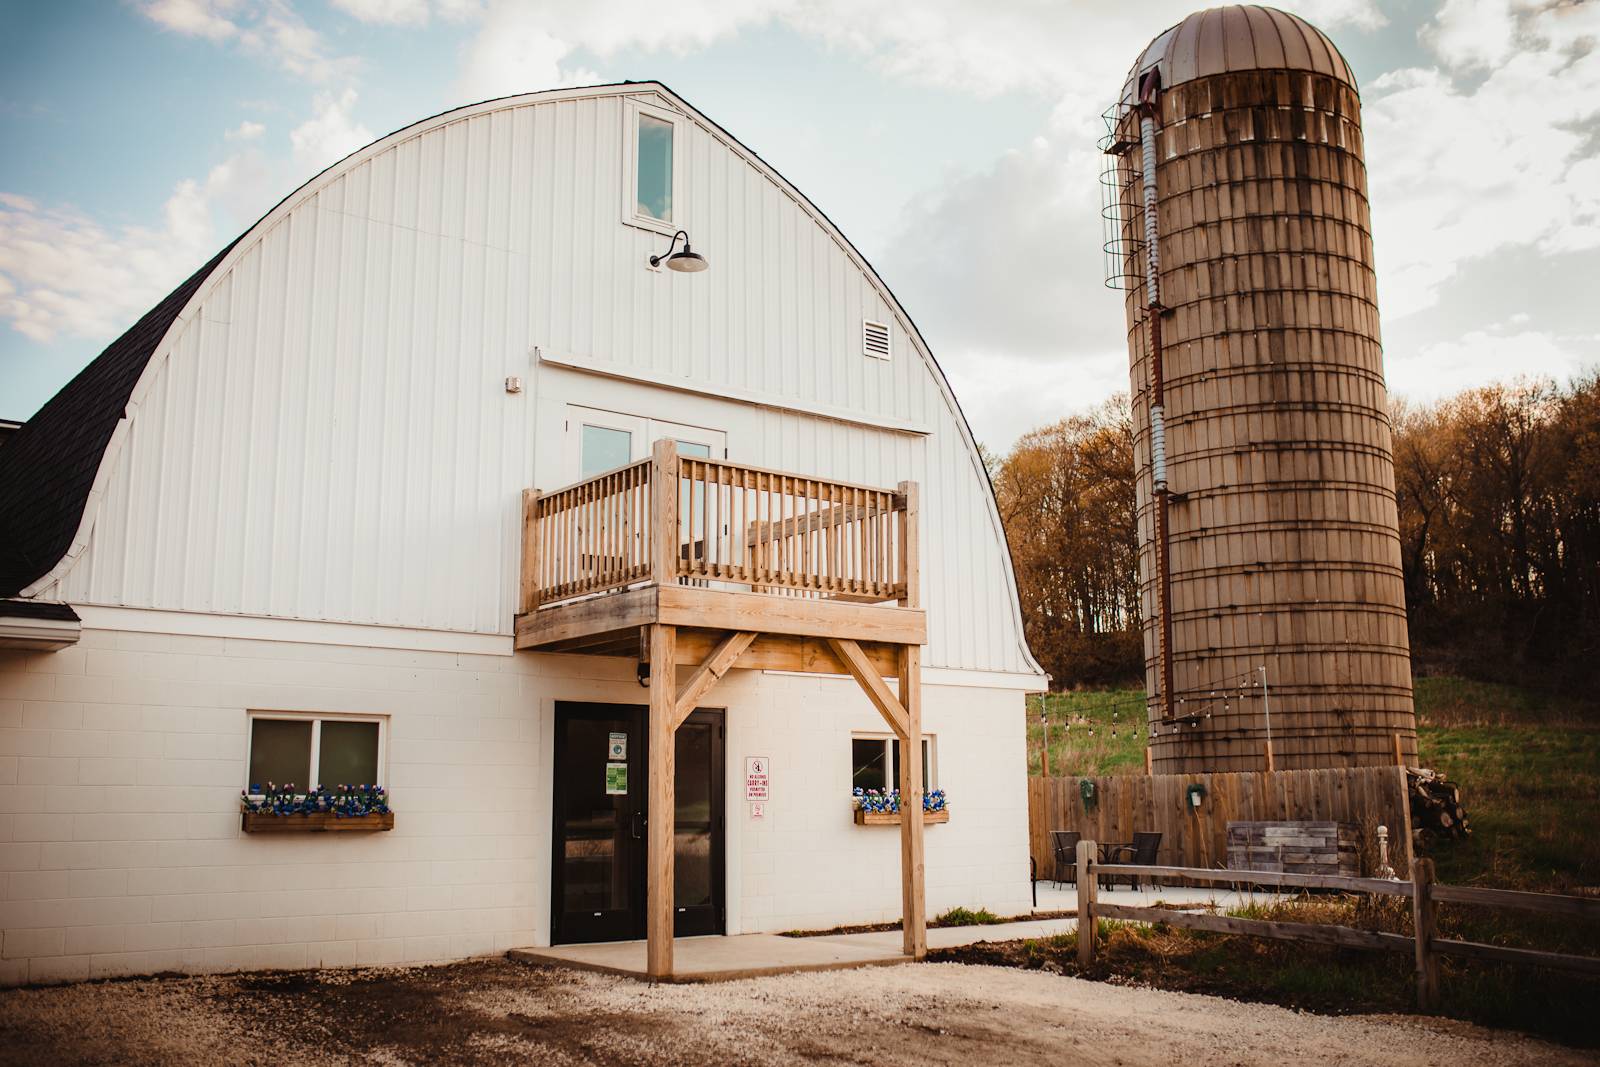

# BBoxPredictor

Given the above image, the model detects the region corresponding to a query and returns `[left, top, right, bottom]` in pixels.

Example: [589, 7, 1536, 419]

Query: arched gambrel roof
[0, 82, 1044, 678]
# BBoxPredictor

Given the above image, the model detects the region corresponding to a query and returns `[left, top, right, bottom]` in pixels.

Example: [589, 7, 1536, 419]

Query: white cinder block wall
[0, 623, 1031, 985]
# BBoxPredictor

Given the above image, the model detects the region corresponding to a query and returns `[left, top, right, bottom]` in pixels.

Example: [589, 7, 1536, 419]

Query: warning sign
[608, 732, 627, 760]
[745, 756, 770, 801]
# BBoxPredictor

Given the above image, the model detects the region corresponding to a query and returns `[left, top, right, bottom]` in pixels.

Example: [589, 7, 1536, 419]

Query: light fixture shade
[666, 249, 708, 273]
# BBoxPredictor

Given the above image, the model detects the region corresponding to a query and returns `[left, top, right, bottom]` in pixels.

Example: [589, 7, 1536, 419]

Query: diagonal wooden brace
[828, 637, 909, 740]
[673, 630, 757, 731]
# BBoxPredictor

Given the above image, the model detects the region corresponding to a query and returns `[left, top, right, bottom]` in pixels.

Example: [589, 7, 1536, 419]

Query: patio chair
[1108, 831, 1162, 890]
[1050, 830, 1081, 887]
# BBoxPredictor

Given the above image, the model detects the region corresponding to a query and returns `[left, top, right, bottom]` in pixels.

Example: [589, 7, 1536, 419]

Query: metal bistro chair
[1050, 831, 1081, 887]
[1109, 831, 1163, 890]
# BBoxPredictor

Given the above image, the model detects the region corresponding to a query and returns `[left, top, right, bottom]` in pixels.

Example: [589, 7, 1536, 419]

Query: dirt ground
[1, 957, 1593, 1067]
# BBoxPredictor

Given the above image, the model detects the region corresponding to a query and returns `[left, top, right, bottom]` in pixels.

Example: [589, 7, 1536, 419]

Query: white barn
[0, 82, 1044, 985]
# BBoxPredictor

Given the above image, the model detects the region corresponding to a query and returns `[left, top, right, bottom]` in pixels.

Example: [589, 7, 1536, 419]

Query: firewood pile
[1409, 767, 1470, 841]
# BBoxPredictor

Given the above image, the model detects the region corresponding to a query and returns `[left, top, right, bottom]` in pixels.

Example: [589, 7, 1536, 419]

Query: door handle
[631, 812, 644, 840]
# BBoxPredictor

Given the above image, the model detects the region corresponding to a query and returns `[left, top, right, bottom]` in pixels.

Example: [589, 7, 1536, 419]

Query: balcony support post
[646, 621, 677, 980]
[828, 636, 927, 960]
[897, 642, 927, 959]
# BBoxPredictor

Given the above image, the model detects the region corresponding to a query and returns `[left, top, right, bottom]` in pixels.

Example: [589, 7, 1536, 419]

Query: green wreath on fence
[1080, 778, 1097, 808]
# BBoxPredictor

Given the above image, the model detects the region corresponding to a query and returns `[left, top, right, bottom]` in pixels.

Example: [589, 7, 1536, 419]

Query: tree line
[992, 376, 1600, 689]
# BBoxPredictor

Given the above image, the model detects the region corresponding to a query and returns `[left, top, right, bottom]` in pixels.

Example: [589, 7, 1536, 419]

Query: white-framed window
[565, 404, 725, 481]
[622, 99, 685, 236]
[246, 712, 387, 793]
[850, 732, 937, 792]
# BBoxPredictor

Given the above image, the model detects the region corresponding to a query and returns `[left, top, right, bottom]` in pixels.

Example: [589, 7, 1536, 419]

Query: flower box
[853, 808, 950, 826]
[242, 812, 395, 833]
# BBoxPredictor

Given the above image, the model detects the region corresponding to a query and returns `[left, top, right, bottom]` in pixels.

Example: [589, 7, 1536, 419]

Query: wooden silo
[1106, 5, 1416, 773]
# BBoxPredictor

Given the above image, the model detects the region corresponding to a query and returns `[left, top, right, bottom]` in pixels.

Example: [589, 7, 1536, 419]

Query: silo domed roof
[1120, 5, 1357, 105]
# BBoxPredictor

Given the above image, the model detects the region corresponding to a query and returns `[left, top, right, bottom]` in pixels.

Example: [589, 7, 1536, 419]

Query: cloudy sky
[2, 0, 1597, 451]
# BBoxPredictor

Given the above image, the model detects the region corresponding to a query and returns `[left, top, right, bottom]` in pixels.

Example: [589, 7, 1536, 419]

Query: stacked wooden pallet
[1226, 820, 1360, 877]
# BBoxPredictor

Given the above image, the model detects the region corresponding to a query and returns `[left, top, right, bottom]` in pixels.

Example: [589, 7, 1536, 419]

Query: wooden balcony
[514, 440, 930, 978]
[514, 440, 926, 663]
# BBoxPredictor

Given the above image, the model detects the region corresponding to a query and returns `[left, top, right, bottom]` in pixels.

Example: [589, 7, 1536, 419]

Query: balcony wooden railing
[519, 441, 917, 613]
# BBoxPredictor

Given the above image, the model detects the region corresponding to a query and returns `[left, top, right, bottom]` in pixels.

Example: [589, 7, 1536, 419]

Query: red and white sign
[745, 756, 770, 801]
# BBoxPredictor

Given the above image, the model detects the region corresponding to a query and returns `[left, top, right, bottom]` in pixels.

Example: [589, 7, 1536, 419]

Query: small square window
[246, 714, 385, 793]
[852, 737, 889, 792]
[249, 719, 312, 790]
[319, 720, 380, 789]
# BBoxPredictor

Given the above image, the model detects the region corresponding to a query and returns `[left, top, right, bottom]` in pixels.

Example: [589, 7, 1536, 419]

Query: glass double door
[550, 702, 725, 945]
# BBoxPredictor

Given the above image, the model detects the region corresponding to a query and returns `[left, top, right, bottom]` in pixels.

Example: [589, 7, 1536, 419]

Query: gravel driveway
[0, 957, 1592, 1066]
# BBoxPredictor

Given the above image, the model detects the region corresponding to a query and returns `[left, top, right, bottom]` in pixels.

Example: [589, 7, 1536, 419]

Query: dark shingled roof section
[0, 242, 238, 597]
[0, 599, 80, 622]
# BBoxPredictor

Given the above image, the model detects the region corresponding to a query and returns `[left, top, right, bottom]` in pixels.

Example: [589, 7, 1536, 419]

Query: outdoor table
[1097, 841, 1130, 864]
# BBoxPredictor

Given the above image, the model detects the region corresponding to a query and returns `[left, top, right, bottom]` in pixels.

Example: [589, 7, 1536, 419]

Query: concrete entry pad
[508, 933, 909, 983]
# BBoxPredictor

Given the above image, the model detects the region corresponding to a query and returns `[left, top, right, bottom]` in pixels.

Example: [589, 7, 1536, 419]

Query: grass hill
[1027, 676, 1600, 891]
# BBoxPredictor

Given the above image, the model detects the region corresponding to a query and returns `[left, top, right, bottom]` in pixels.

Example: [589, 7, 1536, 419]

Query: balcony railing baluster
[518, 445, 913, 612]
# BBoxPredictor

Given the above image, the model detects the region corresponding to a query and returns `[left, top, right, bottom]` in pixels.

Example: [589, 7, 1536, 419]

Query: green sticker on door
[605, 763, 628, 795]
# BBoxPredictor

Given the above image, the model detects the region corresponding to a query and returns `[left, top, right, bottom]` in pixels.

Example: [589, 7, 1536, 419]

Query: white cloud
[942, 347, 1132, 453]
[1423, 0, 1523, 70]
[0, 101, 310, 348]
[225, 119, 266, 141]
[289, 89, 375, 172]
[452, 0, 795, 103]
[0, 179, 220, 345]
[1388, 325, 1596, 402]
[454, 17, 600, 103]
[330, 0, 480, 24]
[879, 126, 1117, 359]
[1365, 0, 1600, 319]
[330, 0, 430, 26]
[139, 0, 241, 41]
[446, 0, 1386, 109]
[136, 0, 354, 82]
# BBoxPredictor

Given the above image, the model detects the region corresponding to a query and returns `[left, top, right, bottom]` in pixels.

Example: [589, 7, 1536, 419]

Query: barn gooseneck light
[649, 230, 709, 273]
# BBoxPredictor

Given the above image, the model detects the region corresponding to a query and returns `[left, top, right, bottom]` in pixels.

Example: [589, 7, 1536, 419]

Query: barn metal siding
[45, 88, 1037, 676]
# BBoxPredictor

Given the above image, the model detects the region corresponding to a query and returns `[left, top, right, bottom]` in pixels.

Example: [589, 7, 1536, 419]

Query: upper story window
[624, 100, 684, 236]
[636, 114, 674, 222]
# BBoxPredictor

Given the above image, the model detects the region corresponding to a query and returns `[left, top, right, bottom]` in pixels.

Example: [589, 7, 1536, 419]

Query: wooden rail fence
[1029, 767, 1413, 880]
[1072, 842, 1600, 1010]
[520, 442, 911, 612]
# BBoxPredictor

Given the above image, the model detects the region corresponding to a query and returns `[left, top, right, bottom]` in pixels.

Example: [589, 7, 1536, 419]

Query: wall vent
[862, 319, 891, 360]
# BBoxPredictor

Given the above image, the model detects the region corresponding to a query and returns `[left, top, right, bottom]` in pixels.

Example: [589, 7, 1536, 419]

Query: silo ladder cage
[1098, 100, 1145, 291]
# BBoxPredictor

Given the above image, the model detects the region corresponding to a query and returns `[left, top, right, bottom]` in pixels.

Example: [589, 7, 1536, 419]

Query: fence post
[1411, 857, 1440, 1012]
[1076, 839, 1096, 968]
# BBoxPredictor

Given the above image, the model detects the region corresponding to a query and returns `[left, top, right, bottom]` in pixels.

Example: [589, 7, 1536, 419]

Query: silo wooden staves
[1105, 5, 1417, 773]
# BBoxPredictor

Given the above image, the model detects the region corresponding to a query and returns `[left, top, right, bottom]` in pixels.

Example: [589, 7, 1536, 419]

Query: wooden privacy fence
[521, 441, 912, 611]
[1029, 767, 1413, 879]
[1072, 843, 1600, 1010]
